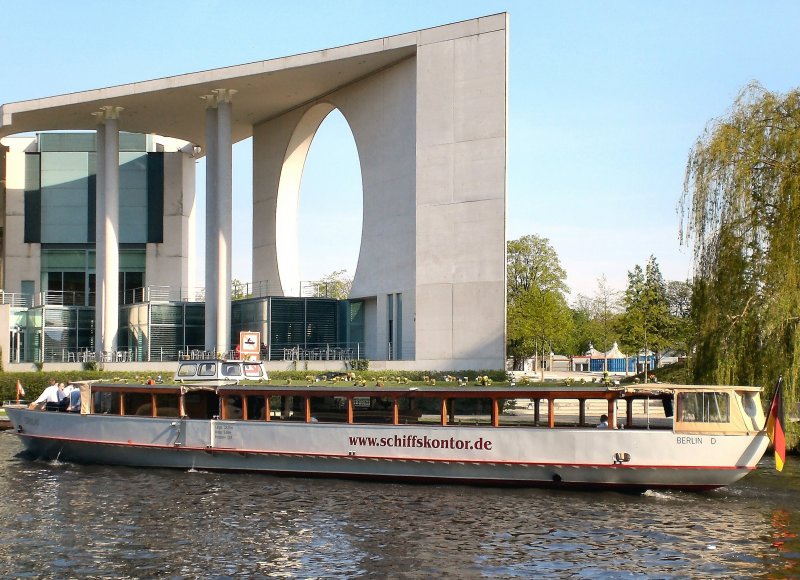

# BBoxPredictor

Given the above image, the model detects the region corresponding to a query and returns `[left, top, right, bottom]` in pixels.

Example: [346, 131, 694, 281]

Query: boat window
[677, 392, 730, 423]
[396, 396, 443, 425]
[222, 363, 243, 377]
[155, 394, 180, 417]
[498, 398, 541, 427]
[352, 396, 394, 424]
[184, 390, 217, 419]
[198, 363, 217, 377]
[445, 398, 493, 426]
[222, 394, 243, 420]
[177, 363, 197, 377]
[124, 392, 153, 416]
[742, 391, 759, 420]
[309, 396, 349, 423]
[243, 363, 263, 378]
[93, 391, 121, 415]
[246, 395, 267, 420]
[269, 396, 303, 421]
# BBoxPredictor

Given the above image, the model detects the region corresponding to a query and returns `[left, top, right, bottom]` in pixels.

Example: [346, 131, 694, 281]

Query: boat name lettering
[676, 436, 704, 445]
[348, 434, 493, 451]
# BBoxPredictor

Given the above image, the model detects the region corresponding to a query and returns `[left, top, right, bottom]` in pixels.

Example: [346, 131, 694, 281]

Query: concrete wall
[414, 14, 507, 370]
[1, 136, 39, 295]
[252, 15, 507, 370]
[145, 151, 197, 292]
[253, 57, 417, 361]
[0, 304, 9, 367]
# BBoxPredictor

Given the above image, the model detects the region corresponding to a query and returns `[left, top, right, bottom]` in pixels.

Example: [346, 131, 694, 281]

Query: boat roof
[177, 358, 264, 364]
[89, 381, 761, 398]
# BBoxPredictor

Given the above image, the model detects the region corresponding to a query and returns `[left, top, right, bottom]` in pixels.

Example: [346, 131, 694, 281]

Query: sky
[2, 0, 800, 299]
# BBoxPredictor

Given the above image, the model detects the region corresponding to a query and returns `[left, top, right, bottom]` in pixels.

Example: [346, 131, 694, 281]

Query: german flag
[766, 376, 786, 472]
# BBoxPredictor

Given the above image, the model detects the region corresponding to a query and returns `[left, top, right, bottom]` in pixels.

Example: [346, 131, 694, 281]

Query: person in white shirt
[596, 414, 609, 428]
[29, 379, 65, 409]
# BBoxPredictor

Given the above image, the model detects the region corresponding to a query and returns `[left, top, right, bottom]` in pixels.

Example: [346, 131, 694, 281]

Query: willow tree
[681, 82, 800, 440]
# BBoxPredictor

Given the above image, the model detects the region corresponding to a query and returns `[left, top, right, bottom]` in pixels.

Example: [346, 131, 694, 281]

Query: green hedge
[0, 371, 170, 403]
[266, 369, 508, 383]
[0, 368, 511, 402]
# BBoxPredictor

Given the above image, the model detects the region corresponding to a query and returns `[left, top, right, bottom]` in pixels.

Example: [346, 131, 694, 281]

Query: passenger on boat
[61, 384, 82, 412]
[597, 414, 609, 428]
[29, 379, 65, 410]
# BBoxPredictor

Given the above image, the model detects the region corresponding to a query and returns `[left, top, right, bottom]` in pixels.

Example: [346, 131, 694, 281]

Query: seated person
[597, 414, 609, 428]
[29, 379, 65, 410]
[62, 384, 82, 412]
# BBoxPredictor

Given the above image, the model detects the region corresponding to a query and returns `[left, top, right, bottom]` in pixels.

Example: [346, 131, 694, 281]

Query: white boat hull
[6, 408, 769, 490]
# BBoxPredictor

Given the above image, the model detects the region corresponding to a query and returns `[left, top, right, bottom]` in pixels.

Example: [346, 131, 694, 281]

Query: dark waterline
[0, 433, 798, 578]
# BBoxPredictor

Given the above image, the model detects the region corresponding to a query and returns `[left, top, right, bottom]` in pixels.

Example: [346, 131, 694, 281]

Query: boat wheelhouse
[173, 358, 269, 384]
[5, 381, 770, 491]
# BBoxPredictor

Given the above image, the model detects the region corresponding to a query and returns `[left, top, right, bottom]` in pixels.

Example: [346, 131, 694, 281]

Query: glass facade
[41, 248, 145, 307]
[40, 151, 92, 243]
[9, 295, 365, 363]
[5, 131, 378, 365]
[266, 297, 339, 359]
[120, 302, 205, 362]
[23, 305, 94, 363]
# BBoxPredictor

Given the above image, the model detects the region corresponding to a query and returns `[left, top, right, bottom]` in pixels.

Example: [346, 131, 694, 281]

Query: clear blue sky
[3, 1, 800, 298]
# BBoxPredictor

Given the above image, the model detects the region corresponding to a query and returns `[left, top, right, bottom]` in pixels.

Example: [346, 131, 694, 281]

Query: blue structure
[588, 342, 654, 373]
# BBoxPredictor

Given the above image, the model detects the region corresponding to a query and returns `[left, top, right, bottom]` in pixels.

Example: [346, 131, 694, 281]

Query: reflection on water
[0, 432, 798, 578]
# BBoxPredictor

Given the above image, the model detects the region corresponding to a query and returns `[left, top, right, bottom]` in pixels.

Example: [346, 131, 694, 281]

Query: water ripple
[1, 433, 799, 578]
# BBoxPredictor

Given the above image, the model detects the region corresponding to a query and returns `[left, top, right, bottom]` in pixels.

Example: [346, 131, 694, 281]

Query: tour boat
[4, 369, 770, 491]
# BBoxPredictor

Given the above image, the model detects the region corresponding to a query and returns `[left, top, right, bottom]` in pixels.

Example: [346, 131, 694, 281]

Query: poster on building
[239, 331, 261, 361]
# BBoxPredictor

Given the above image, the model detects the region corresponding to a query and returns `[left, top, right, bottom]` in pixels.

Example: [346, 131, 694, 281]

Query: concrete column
[203, 89, 235, 356]
[93, 118, 106, 353]
[203, 97, 218, 353]
[94, 106, 122, 358]
[215, 89, 235, 356]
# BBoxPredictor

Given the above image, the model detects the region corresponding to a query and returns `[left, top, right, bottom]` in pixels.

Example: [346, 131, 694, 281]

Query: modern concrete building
[0, 14, 508, 371]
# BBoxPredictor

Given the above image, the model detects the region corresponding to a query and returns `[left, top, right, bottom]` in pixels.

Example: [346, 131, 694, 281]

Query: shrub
[350, 359, 369, 371]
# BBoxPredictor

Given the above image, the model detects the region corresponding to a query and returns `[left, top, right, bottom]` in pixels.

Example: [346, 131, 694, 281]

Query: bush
[350, 359, 369, 371]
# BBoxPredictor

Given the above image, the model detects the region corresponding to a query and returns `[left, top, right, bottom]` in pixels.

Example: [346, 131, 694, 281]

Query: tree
[570, 275, 622, 368]
[619, 256, 672, 378]
[568, 294, 595, 355]
[231, 279, 250, 300]
[507, 235, 567, 299]
[681, 82, 800, 443]
[665, 280, 692, 320]
[506, 235, 572, 372]
[665, 281, 693, 348]
[312, 270, 353, 300]
[591, 275, 621, 372]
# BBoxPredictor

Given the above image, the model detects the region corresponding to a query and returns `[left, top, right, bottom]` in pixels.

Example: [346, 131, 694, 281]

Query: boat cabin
[173, 359, 269, 384]
[75, 382, 765, 435]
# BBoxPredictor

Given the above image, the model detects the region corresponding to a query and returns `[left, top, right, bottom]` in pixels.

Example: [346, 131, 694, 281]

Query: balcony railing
[271, 343, 365, 362]
[0, 291, 33, 307]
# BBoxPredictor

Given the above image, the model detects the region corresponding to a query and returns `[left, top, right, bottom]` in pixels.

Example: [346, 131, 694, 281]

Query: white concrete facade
[253, 15, 507, 369]
[0, 14, 508, 370]
[147, 147, 198, 294]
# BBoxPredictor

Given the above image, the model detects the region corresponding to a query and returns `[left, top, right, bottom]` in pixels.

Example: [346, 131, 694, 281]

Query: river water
[0, 433, 798, 579]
